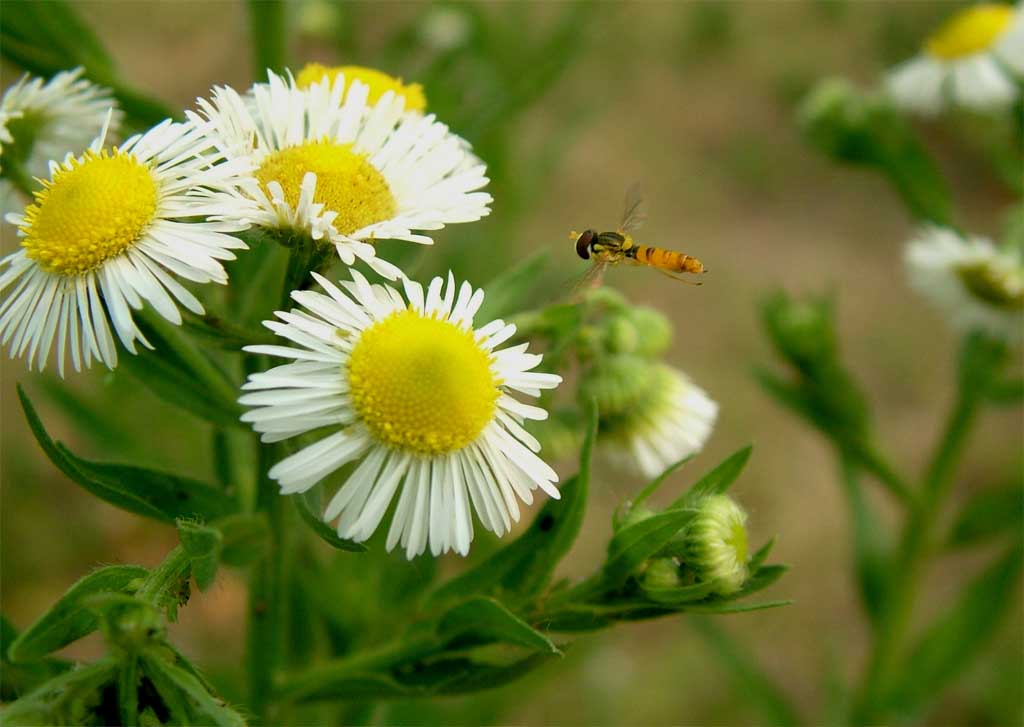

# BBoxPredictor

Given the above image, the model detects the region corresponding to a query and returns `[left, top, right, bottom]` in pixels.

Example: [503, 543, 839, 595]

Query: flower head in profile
[906, 226, 1022, 341]
[191, 71, 490, 280]
[240, 271, 562, 558]
[581, 354, 718, 479]
[885, 3, 1024, 116]
[0, 119, 251, 375]
[680, 494, 749, 596]
[1, 68, 121, 178]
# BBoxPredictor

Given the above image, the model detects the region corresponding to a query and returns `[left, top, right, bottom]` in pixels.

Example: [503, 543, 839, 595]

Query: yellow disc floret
[295, 62, 427, 112]
[347, 310, 499, 455]
[255, 139, 397, 236]
[926, 3, 1014, 60]
[20, 150, 158, 276]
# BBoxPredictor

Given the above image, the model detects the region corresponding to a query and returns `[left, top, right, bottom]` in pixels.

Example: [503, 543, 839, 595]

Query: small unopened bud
[680, 495, 749, 595]
[606, 315, 639, 354]
[628, 307, 672, 356]
[643, 557, 683, 590]
[798, 78, 881, 164]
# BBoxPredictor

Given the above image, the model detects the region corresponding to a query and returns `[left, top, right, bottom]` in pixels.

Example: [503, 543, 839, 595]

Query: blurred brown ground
[1, 2, 1021, 725]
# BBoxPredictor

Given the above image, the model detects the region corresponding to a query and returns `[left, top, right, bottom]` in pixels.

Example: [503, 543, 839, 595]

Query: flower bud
[679, 495, 749, 595]
[605, 315, 639, 354]
[642, 557, 683, 590]
[628, 307, 672, 356]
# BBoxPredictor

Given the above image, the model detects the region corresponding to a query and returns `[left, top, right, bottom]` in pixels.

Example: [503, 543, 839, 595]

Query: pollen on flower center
[926, 3, 1014, 60]
[295, 63, 427, 112]
[957, 260, 1024, 311]
[255, 139, 397, 236]
[347, 310, 499, 455]
[20, 150, 157, 276]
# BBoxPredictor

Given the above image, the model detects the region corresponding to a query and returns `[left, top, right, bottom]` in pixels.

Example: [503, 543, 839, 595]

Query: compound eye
[575, 230, 595, 260]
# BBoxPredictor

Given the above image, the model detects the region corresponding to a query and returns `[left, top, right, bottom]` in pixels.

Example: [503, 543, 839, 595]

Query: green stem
[247, 442, 291, 724]
[275, 633, 439, 703]
[247, 0, 289, 78]
[135, 546, 191, 609]
[853, 374, 985, 722]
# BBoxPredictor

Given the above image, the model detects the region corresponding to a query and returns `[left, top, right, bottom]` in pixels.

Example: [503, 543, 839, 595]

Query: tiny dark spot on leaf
[539, 514, 555, 532]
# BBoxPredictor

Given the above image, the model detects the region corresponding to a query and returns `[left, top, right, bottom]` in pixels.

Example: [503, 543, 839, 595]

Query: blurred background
[2, 1, 1021, 725]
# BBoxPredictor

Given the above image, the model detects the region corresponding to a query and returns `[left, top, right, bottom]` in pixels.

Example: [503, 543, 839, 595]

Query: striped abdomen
[633, 245, 705, 274]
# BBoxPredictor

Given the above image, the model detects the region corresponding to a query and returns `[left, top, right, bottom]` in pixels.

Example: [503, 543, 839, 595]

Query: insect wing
[619, 182, 648, 234]
[571, 260, 609, 298]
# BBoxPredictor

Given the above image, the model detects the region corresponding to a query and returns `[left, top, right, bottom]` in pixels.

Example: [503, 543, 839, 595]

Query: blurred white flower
[190, 70, 490, 280]
[241, 271, 562, 558]
[582, 355, 718, 479]
[0, 119, 252, 376]
[0, 68, 121, 178]
[886, 3, 1024, 116]
[906, 226, 1023, 341]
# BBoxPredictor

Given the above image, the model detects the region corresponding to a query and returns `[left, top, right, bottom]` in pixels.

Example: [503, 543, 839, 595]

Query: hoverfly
[570, 184, 706, 292]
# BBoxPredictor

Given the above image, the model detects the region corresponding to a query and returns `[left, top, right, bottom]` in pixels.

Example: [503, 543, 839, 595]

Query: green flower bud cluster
[575, 288, 673, 360]
[616, 494, 751, 597]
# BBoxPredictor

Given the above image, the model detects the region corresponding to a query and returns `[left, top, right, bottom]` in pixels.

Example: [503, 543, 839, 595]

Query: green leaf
[141, 653, 246, 727]
[1, 615, 72, 701]
[885, 544, 1024, 715]
[840, 457, 889, 627]
[683, 599, 793, 615]
[602, 509, 695, 588]
[0, 657, 118, 726]
[177, 520, 223, 591]
[476, 251, 549, 322]
[426, 401, 596, 606]
[748, 537, 776, 571]
[19, 385, 237, 523]
[433, 652, 558, 695]
[948, 485, 1024, 547]
[8, 565, 147, 663]
[439, 597, 559, 654]
[632, 454, 696, 509]
[693, 617, 801, 727]
[295, 487, 367, 552]
[641, 581, 717, 605]
[216, 512, 271, 566]
[118, 655, 140, 727]
[672, 445, 752, 507]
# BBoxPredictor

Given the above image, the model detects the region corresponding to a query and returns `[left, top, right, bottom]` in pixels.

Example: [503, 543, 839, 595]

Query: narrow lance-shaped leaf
[840, 456, 890, 627]
[8, 565, 148, 663]
[884, 544, 1024, 716]
[0, 615, 72, 701]
[947, 485, 1024, 547]
[0, 657, 119, 726]
[141, 652, 246, 727]
[19, 386, 237, 524]
[672, 445, 752, 508]
[177, 520, 223, 591]
[296, 486, 367, 552]
[602, 509, 695, 589]
[439, 597, 560, 654]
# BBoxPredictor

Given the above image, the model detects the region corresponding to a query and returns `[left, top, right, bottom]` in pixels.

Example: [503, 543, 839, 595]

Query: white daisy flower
[906, 226, 1023, 341]
[0, 118, 253, 376]
[240, 270, 562, 558]
[0, 68, 121, 178]
[582, 355, 718, 479]
[190, 71, 491, 280]
[885, 3, 1024, 116]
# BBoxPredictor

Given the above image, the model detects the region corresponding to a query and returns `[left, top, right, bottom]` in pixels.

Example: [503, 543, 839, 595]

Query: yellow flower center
[926, 3, 1014, 60]
[347, 310, 499, 455]
[295, 63, 427, 112]
[254, 139, 397, 235]
[20, 150, 158, 276]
